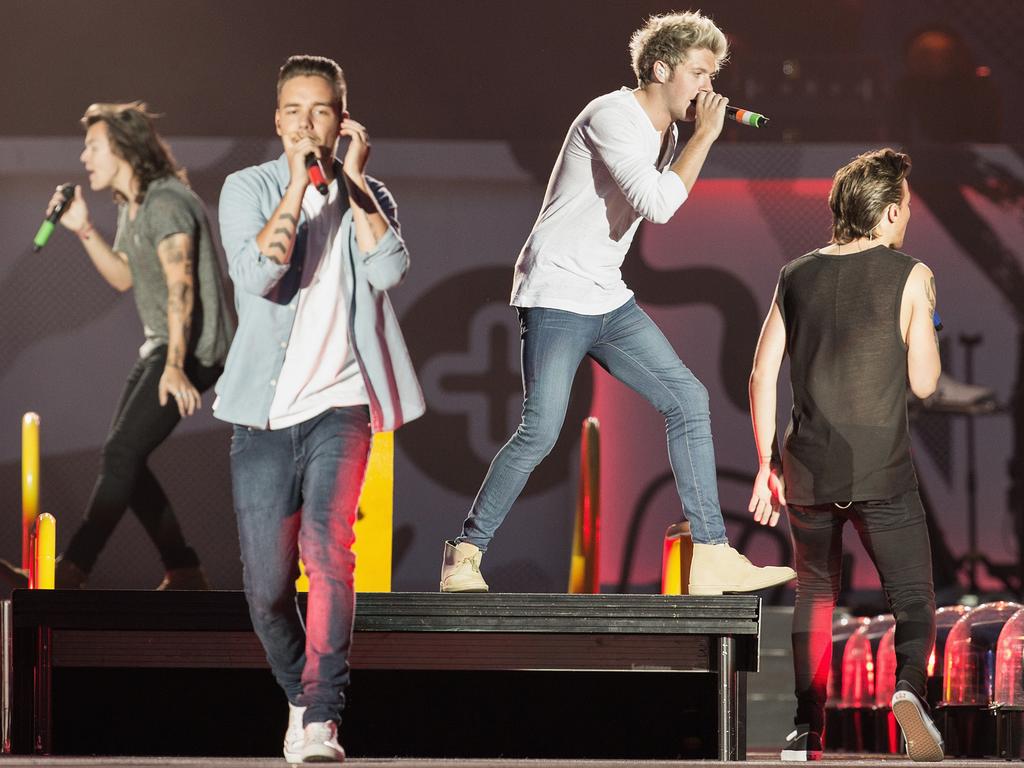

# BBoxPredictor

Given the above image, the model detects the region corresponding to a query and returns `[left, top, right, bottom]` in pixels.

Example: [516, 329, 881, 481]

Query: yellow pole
[569, 417, 600, 593]
[22, 413, 40, 571]
[661, 521, 693, 595]
[35, 513, 56, 590]
[297, 431, 395, 594]
[352, 431, 394, 592]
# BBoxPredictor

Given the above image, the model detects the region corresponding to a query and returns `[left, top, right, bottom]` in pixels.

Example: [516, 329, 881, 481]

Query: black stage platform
[2, 591, 759, 760]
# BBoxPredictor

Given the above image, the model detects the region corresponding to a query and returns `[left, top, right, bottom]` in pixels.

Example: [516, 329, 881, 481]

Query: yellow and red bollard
[296, 431, 395, 594]
[33, 513, 56, 590]
[569, 417, 600, 594]
[661, 521, 693, 595]
[22, 412, 40, 573]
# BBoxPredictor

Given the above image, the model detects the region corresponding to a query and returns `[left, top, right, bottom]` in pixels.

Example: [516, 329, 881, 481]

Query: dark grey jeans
[231, 406, 371, 726]
[788, 489, 936, 736]
[63, 346, 221, 573]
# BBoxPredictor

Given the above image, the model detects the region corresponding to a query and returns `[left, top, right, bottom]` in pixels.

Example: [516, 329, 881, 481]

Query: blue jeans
[458, 298, 728, 550]
[230, 406, 371, 726]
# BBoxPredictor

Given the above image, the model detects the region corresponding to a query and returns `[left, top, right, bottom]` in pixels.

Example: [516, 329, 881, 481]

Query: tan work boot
[156, 565, 211, 590]
[688, 543, 795, 595]
[440, 540, 489, 593]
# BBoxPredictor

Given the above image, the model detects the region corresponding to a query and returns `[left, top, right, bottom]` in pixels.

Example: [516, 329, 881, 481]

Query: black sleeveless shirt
[776, 245, 919, 505]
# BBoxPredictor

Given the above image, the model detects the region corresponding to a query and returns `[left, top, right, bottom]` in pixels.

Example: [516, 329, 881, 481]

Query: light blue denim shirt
[214, 154, 425, 432]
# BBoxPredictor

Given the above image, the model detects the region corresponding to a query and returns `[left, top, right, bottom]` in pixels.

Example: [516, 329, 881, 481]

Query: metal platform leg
[718, 635, 746, 760]
[2, 600, 10, 753]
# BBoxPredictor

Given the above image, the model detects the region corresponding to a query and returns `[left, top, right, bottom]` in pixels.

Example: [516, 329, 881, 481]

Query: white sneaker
[283, 702, 305, 763]
[440, 540, 489, 592]
[892, 685, 944, 762]
[688, 543, 796, 595]
[300, 720, 345, 763]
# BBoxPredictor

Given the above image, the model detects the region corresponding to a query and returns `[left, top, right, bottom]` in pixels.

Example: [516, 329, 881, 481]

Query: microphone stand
[961, 333, 983, 595]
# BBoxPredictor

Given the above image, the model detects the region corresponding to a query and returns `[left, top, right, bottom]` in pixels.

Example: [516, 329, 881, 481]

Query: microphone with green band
[690, 100, 770, 128]
[726, 104, 770, 128]
[33, 183, 75, 252]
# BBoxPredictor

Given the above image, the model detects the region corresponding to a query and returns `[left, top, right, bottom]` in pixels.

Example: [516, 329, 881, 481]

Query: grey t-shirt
[113, 176, 234, 366]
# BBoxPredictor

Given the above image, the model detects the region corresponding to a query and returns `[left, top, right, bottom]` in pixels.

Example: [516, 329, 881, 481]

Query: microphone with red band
[690, 99, 770, 128]
[304, 153, 329, 195]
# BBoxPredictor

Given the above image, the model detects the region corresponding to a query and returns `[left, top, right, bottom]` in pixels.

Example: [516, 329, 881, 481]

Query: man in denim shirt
[216, 55, 423, 763]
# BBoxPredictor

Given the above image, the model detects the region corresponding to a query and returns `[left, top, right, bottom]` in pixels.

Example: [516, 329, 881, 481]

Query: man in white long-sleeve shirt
[441, 10, 796, 595]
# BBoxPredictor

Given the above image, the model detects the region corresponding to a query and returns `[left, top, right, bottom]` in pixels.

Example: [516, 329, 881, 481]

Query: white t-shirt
[267, 181, 368, 429]
[510, 88, 688, 315]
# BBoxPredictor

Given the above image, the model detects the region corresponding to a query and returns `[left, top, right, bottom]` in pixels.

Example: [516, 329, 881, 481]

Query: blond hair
[629, 11, 729, 86]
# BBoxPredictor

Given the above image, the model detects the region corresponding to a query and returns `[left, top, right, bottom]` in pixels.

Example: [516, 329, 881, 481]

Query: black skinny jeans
[63, 347, 222, 573]
[788, 490, 936, 736]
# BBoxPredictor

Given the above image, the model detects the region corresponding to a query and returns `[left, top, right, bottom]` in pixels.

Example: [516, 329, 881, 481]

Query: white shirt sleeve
[583, 103, 688, 224]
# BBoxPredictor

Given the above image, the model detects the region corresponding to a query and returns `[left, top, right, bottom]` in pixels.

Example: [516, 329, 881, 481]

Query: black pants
[63, 347, 222, 573]
[788, 490, 936, 736]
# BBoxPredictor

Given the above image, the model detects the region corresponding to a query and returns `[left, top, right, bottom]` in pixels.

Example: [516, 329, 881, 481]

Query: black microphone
[33, 183, 75, 252]
[304, 153, 329, 195]
[690, 100, 770, 128]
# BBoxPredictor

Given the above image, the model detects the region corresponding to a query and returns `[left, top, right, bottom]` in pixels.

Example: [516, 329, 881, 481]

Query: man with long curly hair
[1, 102, 234, 590]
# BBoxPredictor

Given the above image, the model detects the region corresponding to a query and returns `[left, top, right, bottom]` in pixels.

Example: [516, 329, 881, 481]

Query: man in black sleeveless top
[748, 149, 944, 762]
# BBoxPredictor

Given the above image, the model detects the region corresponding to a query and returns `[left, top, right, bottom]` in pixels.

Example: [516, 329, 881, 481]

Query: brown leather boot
[156, 566, 211, 591]
[55, 557, 89, 589]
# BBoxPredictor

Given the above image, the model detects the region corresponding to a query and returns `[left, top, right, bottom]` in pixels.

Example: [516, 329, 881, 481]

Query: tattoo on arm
[167, 342, 185, 370]
[167, 282, 193, 313]
[166, 280, 194, 367]
[263, 214, 298, 263]
[926, 275, 939, 352]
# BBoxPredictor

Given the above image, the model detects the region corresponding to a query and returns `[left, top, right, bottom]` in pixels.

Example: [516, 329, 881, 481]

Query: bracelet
[76, 222, 95, 240]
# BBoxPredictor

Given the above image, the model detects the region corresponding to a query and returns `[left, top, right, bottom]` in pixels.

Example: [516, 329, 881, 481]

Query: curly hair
[81, 102, 186, 204]
[829, 148, 912, 244]
[629, 11, 729, 86]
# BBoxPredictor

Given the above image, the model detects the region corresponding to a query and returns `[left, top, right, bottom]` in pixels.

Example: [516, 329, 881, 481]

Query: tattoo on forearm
[167, 281, 194, 317]
[262, 213, 298, 264]
[167, 342, 185, 369]
[166, 281, 193, 368]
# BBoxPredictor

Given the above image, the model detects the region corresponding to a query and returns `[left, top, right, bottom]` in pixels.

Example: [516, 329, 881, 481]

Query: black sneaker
[780, 725, 823, 761]
[892, 680, 944, 762]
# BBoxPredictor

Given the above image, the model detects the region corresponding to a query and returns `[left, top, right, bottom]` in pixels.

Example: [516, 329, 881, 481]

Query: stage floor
[0, 754, 1009, 766]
